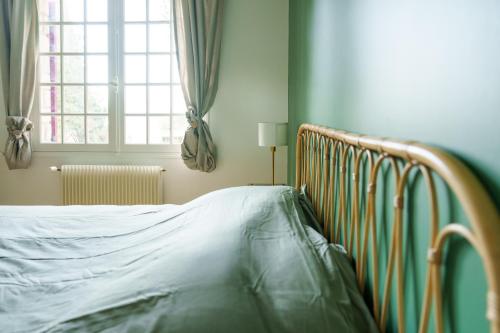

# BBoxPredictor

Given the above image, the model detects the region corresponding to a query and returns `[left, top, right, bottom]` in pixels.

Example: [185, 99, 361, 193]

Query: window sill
[32, 148, 182, 159]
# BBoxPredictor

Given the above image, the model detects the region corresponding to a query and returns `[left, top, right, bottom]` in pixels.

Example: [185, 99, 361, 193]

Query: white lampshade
[258, 122, 288, 147]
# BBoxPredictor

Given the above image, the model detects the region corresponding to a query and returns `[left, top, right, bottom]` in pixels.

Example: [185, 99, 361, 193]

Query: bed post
[295, 125, 304, 190]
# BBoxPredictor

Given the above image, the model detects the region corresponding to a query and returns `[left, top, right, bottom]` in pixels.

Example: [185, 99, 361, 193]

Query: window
[37, 0, 187, 150]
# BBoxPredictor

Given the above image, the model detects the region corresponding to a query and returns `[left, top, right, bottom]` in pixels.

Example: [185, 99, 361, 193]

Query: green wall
[288, 0, 500, 332]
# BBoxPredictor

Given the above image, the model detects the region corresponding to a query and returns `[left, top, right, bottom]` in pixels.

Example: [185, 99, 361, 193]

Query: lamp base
[270, 146, 276, 185]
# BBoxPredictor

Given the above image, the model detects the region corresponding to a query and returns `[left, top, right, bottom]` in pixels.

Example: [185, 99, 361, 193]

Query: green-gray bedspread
[0, 186, 378, 332]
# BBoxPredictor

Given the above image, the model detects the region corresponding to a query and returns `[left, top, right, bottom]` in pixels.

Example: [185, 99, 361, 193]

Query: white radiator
[60, 165, 164, 205]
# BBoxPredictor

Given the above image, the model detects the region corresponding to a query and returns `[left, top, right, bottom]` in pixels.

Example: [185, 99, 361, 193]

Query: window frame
[33, 0, 186, 154]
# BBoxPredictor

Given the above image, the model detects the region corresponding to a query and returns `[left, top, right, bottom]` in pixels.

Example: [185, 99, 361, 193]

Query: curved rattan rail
[295, 124, 500, 333]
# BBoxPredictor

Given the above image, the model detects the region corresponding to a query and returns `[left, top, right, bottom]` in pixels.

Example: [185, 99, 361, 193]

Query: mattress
[0, 186, 378, 333]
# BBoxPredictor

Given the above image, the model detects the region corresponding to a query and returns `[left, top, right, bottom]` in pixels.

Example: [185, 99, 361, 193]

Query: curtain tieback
[9, 129, 25, 140]
[186, 106, 201, 129]
[6, 116, 33, 140]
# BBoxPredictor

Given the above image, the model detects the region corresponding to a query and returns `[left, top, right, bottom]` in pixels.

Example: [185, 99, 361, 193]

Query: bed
[0, 186, 377, 332]
[0, 123, 499, 333]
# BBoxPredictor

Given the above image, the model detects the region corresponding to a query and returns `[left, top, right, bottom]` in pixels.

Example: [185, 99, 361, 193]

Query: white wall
[0, 0, 289, 205]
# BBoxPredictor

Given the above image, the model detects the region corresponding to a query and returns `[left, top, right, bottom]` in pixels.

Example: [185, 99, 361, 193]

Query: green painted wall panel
[288, 0, 500, 331]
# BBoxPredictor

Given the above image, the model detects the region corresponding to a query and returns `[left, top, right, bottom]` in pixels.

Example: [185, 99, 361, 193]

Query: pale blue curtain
[172, 0, 224, 172]
[0, 0, 38, 169]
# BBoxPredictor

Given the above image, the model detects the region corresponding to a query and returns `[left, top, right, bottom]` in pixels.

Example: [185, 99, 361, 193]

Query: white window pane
[172, 56, 180, 83]
[40, 55, 60, 83]
[149, 0, 170, 21]
[125, 116, 146, 144]
[172, 85, 186, 114]
[87, 116, 108, 144]
[149, 86, 170, 114]
[125, 55, 146, 83]
[40, 86, 61, 114]
[125, 86, 146, 114]
[63, 115, 85, 143]
[87, 86, 108, 113]
[63, 25, 84, 52]
[87, 55, 108, 83]
[39, 0, 60, 22]
[149, 23, 170, 52]
[86, 0, 107, 22]
[63, 56, 84, 83]
[40, 115, 62, 143]
[62, 0, 84, 22]
[124, 0, 146, 22]
[149, 116, 170, 144]
[172, 115, 187, 144]
[149, 55, 170, 83]
[125, 24, 146, 52]
[63, 86, 84, 113]
[40, 25, 60, 53]
[87, 25, 108, 52]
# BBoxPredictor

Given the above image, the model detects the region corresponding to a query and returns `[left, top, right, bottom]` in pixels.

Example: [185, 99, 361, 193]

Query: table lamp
[258, 122, 288, 185]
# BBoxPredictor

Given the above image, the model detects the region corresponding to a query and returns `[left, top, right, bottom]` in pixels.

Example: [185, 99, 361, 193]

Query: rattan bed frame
[294, 124, 500, 333]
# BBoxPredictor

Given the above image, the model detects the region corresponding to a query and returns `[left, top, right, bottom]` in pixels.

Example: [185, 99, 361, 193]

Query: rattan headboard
[295, 124, 500, 333]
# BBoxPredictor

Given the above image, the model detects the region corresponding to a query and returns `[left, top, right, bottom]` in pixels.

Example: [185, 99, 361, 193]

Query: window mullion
[60, 0, 65, 144]
[110, 0, 123, 152]
[146, 0, 150, 144]
[83, 0, 88, 144]
[170, 0, 173, 144]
